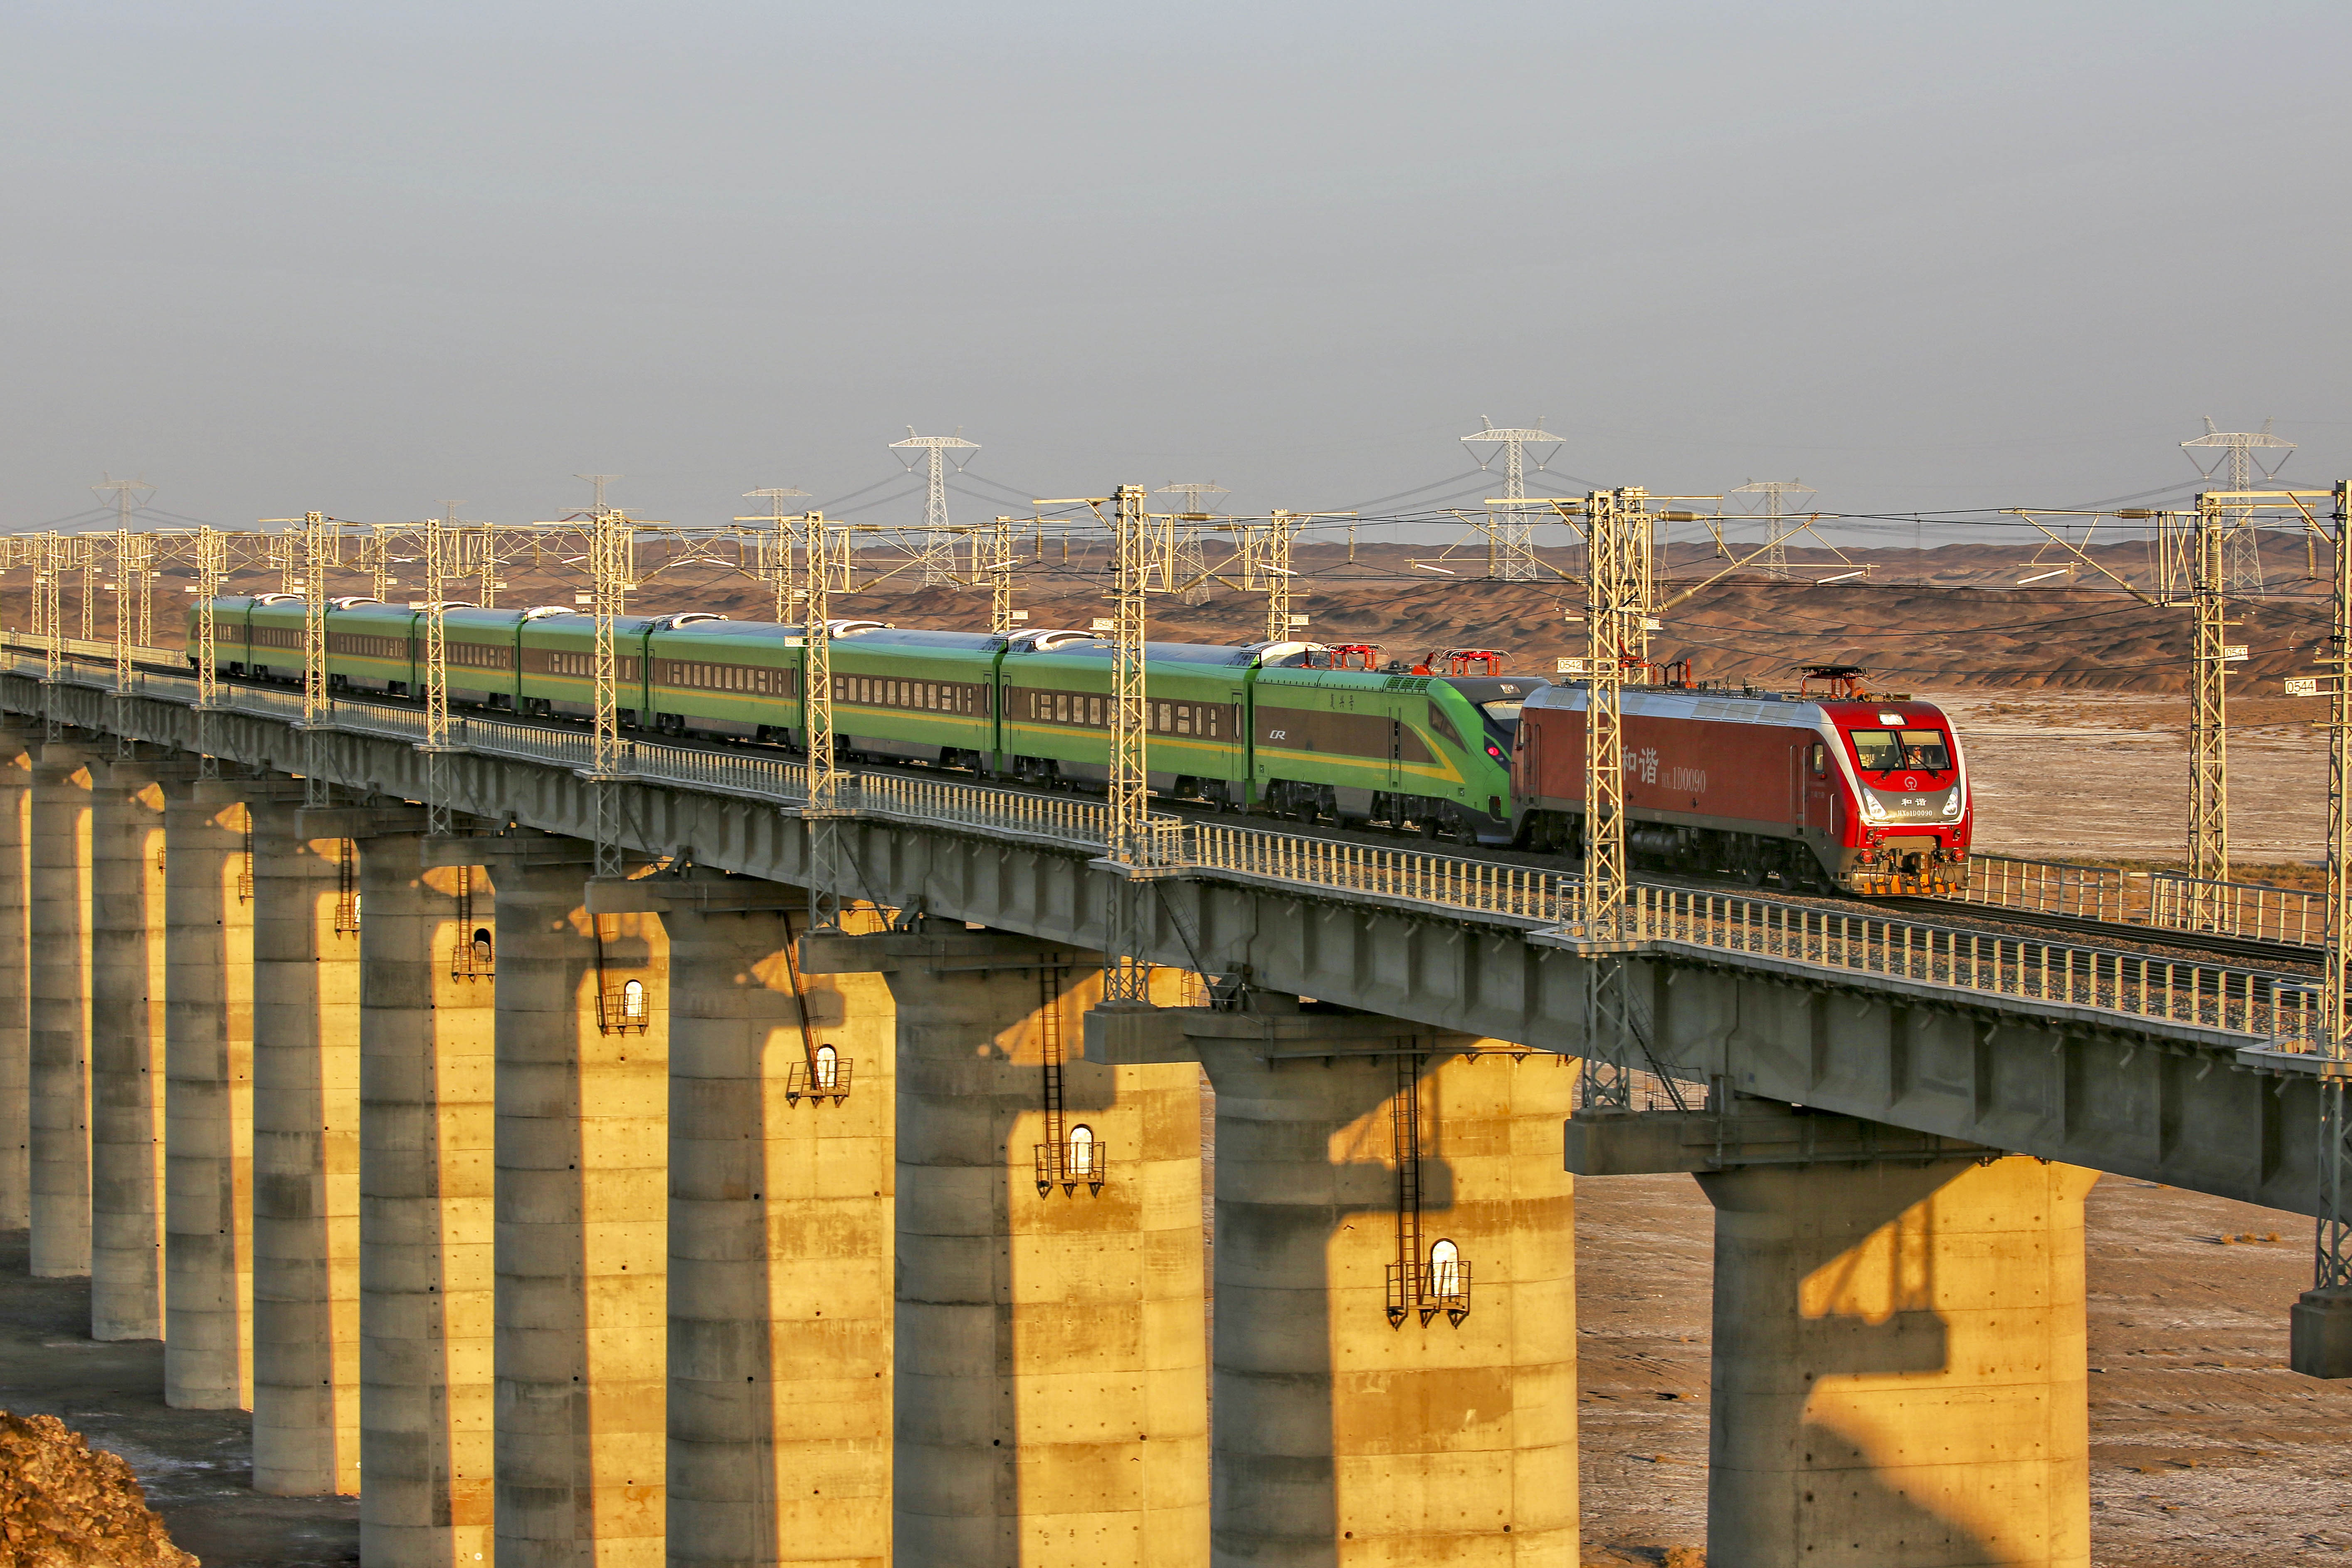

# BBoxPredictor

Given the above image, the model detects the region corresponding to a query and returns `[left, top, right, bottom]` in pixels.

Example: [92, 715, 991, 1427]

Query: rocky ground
[0, 1234, 355, 1567]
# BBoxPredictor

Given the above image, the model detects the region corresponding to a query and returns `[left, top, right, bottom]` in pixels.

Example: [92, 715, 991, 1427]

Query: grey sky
[4, 0, 2347, 547]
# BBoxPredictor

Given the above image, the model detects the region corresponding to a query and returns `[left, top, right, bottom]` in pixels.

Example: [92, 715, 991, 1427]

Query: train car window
[1053, 693, 1068, 724]
[1899, 730, 1950, 770]
[1426, 702, 1463, 751]
[1176, 705, 1192, 736]
[1157, 703, 1171, 733]
[1849, 731, 1901, 770]
[1205, 706, 1219, 739]
[1812, 743, 1827, 775]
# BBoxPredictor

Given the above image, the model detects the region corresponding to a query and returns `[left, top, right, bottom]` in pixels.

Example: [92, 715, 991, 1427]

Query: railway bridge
[0, 646, 2336, 1567]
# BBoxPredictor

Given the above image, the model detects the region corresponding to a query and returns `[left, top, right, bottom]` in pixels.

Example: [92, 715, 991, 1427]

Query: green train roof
[1039, 639, 1269, 668]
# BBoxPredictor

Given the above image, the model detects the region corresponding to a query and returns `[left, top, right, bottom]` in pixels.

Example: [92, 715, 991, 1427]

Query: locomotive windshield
[1849, 728, 1951, 771]
[1478, 699, 1524, 728]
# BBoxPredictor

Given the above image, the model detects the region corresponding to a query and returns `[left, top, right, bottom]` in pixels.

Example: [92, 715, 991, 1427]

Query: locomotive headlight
[1942, 787, 1961, 817]
[1862, 792, 1887, 822]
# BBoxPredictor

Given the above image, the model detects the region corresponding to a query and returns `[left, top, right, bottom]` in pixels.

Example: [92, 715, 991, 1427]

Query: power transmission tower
[260, 511, 340, 805]
[741, 487, 810, 622]
[2185, 492, 2243, 899]
[1727, 479, 1816, 576]
[801, 511, 856, 932]
[365, 523, 397, 602]
[2184, 419, 2295, 592]
[1570, 487, 1649, 1115]
[420, 503, 470, 836]
[193, 526, 226, 777]
[1103, 484, 1153, 1006]
[2289, 480, 2352, 1377]
[1462, 417, 1565, 580]
[76, 535, 95, 642]
[109, 528, 150, 741]
[1535, 487, 1712, 1116]
[35, 533, 62, 683]
[1157, 483, 1227, 605]
[1241, 510, 1355, 642]
[576, 473, 621, 515]
[1262, 512, 1301, 643]
[890, 430, 980, 588]
[982, 517, 1024, 634]
[92, 478, 154, 665]
[586, 504, 637, 880]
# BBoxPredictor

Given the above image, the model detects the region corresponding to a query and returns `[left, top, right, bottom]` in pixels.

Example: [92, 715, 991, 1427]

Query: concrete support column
[660, 884, 893, 1568]
[1698, 1154, 2098, 1568]
[1174, 1005, 1579, 1565]
[810, 928, 1207, 1568]
[89, 759, 167, 1340]
[164, 780, 257, 1407]
[28, 743, 94, 1279]
[495, 845, 669, 1567]
[358, 830, 496, 1567]
[250, 797, 362, 1496]
[0, 735, 34, 1230]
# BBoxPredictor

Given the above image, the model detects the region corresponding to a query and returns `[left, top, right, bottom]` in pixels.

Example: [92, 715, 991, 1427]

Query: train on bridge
[193, 595, 1972, 896]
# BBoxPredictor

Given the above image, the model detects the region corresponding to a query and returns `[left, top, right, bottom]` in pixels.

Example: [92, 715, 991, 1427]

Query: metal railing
[1636, 886, 2314, 1043]
[1943, 850, 2322, 951]
[2150, 872, 2326, 949]
[6, 643, 2319, 1049]
[1946, 853, 2129, 923]
[1192, 822, 1567, 919]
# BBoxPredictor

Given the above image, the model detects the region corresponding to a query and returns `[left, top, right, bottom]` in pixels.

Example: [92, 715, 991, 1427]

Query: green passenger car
[821, 627, 1004, 768]
[642, 617, 807, 741]
[999, 636, 1259, 803]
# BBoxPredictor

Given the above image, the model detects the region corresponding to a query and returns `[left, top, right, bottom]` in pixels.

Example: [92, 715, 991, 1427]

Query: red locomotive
[1511, 666, 1970, 894]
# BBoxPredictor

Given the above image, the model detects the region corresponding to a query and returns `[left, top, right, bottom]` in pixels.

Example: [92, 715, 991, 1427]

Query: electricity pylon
[2184, 419, 2295, 592]
[259, 511, 339, 805]
[1532, 487, 1715, 1116]
[801, 510, 856, 933]
[1157, 482, 1227, 605]
[983, 517, 1023, 634]
[419, 503, 473, 836]
[890, 430, 980, 587]
[2186, 492, 2240, 896]
[586, 504, 637, 879]
[2283, 481, 2352, 1377]
[1727, 479, 1816, 576]
[1105, 484, 1153, 1005]
[193, 526, 226, 776]
[740, 486, 811, 622]
[1462, 418, 1565, 580]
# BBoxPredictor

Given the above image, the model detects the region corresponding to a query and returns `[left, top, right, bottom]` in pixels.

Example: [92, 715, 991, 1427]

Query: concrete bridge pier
[1569, 1101, 2095, 1568]
[163, 778, 256, 1409]
[89, 758, 167, 1341]
[347, 819, 497, 1568]
[248, 795, 363, 1496]
[1091, 995, 1581, 1565]
[638, 874, 893, 1568]
[28, 741, 94, 1279]
[0, 733, 33, 1231]
[1700, 1153, 2096, 1568]
[807, 927, 1210, 1568]
[493, 839, 669, 1567]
